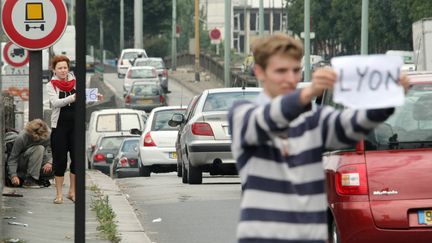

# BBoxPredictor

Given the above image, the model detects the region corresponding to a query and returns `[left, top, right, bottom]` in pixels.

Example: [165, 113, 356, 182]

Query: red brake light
[159, 95, 165, 103]
[192, 122, 214, 136]
[125, 95, 131, 104]
[93, 153, 105, 162]
[129, 159, 137, 165]
[119, 157, 129, 167]
[336, 164, 368, 195]
[144, 132, 156, 146]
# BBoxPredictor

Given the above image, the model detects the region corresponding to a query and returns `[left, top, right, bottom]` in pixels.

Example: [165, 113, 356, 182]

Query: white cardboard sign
[331, 55, 405, 109]
[86, 88, 98, 102]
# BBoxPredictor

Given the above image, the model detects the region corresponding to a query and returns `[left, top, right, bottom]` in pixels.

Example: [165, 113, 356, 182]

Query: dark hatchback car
[110, 137, 140, 178]
[124, 81, 167, 112]
[91, 134, 139, 175]
[322, 72, 432, 243]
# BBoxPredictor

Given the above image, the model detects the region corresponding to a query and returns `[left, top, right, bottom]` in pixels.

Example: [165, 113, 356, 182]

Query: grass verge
[90, 185, 121, 243]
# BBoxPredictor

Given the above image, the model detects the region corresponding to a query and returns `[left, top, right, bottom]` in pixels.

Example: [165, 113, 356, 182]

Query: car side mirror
[168, 113, 184, 127]
[130, 128, 142, 135]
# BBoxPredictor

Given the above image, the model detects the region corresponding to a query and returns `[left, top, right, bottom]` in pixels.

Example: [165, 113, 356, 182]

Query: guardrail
[165, 53, 258, 87]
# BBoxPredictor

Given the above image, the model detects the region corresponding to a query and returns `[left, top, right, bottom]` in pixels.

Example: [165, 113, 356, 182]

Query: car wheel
[117, 73, 122, 79]
[177, 158, 183, 177]
[182, 160, 188, 184]
[329, 219, 341, 243]
[188, 164, 202, 184]
[139, 164, 151, 177]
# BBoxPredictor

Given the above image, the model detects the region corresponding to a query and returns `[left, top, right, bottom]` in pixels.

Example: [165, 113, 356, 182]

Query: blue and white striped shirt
[228, 90, 394, 243]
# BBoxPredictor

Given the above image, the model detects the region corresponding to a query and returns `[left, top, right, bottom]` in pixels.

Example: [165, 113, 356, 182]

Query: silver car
[124, 81, 167, 112]
[123, 66, 159, 95]
[133, 57, 169, 93]
[169, 87, 261, 184]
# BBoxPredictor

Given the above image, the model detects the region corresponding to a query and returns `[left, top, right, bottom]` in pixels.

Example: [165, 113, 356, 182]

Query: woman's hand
[97, 93, 104, 101]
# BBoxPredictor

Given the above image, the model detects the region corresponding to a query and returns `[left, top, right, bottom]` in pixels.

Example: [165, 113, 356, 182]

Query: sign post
[2, 0, 68, 120]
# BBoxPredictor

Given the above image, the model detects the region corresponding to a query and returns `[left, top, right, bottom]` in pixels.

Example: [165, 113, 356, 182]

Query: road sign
[300, 32, 315, 39]
[1, 0, 68, 50]
[3, 41, 29, 67]
[210, 28, 221, 40]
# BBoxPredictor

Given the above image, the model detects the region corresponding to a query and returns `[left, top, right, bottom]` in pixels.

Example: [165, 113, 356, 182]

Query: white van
[87, 108, 148, 165]
[117, 48, 148, 78]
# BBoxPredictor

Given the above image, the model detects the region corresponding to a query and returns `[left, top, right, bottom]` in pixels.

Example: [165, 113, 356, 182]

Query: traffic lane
[103, 73, 196, 107]
[116, 173, 241, 243]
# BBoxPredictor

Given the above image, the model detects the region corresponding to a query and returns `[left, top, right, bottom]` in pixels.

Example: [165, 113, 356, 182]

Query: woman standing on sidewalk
[46, 55, 77, 204]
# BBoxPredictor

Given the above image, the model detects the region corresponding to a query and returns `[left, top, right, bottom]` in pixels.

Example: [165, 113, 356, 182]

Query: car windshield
[152, 109, 186, 131]
[123, 52, 144, 60]
[131, 84, 160, 96]
[121, 139, 139, 153]
[366, 83, 432, 149]
[99, 137, 125, 150]
[203, 91, 260, 112]
[129, 69, 155, 78]
[136, 60, 164, 69]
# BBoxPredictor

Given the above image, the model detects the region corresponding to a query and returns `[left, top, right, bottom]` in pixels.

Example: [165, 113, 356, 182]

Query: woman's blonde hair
[252, 33, 303, 70]
[25, 119, 50, 141]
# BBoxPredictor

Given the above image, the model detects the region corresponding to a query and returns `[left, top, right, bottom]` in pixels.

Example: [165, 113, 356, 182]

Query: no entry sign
[3, 41, 29, 67]
[1, 0, 68, 50]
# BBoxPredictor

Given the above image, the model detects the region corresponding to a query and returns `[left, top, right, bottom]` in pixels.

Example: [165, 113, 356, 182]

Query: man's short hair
[252, 33, 303, 70]
[25, 119, 50, 141]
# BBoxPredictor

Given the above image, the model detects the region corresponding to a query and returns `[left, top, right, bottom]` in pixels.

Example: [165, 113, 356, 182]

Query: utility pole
[194, 0, 200, 81]
[134, 0, 143, 49]
[70, 0, 74, 25]
[172, 0, 177, 71]
[259, 0, 264, 35]
[224, 0, 231, 87]
[361, 0, 369, 55]
[120, 0, 124, 51]
[99, 19, 103, 63]
[303, 0, 311, 82]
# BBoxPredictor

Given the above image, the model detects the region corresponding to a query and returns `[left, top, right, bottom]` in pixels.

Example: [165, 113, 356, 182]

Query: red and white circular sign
[1, 0, 68, 50]
[3, 41, 30, 67]
[209, 28, 221, 40]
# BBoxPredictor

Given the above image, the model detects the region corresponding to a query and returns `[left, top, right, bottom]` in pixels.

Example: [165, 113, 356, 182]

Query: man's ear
[254, 64, 266, 82]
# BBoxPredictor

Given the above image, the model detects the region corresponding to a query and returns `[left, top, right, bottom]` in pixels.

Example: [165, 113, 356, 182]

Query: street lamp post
[194, 0, 200, 81]
[361, 0, 369, 55]
[224, 0, 232, 87]
[303, 0, 311, 82]
[172, 0, 177, 71]
[259, 0, 264, 35]
[120, 0, 124, 51]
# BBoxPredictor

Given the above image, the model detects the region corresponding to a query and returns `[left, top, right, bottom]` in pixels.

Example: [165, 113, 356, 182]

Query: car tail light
[93, 153, 105, 162]
[159, 95, 165, 103]
[336, 164, 368, 195]
[144, 132, 156, 146]
[119, 157, 129, 167]
[125, 95, 131, 104]
[163, 69, 168, 77]
[192, 122, 214, 136]
[129, 159, 137, 166]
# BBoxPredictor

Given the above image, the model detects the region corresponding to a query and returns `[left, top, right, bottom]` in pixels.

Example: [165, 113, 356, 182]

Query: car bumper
[93, 163, 111, 175]
[117, 67, 128, 75]
[140, 147, 177, 166]
[115, 167, 139, 178]
[332, 201, 432, 243]
[187, 142, 234, 167]
[125, 103, 164, 112]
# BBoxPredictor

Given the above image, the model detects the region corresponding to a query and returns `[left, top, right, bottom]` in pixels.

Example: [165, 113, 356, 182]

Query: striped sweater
[228, 90, 394, 243]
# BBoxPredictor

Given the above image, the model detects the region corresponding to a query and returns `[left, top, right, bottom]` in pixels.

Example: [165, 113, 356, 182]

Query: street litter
[152, 218, 162, 223]
[8, 221, 29, 227]
[3, 216, 17, 219]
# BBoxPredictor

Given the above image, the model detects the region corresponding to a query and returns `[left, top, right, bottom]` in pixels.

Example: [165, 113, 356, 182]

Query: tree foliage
[286, 0, 432, 58]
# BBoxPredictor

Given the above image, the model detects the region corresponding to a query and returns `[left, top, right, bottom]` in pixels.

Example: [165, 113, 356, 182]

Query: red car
[323, 72, 432, 243]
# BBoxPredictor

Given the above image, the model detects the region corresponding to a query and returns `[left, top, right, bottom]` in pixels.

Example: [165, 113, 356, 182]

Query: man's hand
[300, 67, 337, 105]
[43, 163, 52, 174]
[11, 176, 20, 186]
[399, 73, 410, 94]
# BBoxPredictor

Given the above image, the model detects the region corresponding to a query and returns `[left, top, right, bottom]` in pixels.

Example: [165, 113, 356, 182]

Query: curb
[86, 171, 152, 243]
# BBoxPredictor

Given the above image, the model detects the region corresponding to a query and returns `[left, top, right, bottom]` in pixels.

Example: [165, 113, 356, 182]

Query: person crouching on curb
[8, 119, 54, 188]
[228, 33, 410, 243]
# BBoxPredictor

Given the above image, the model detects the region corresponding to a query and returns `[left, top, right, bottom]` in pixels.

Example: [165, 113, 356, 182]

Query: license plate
[138, 99, 153, 104]
[169, 152, 177, 159]
[418, 210, 432, 225]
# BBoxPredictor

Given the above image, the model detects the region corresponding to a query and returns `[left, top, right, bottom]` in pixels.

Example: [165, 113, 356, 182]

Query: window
[250, 13, 256, 31]
[121, 139, 139, 153]
[131, 84, 160, 96]
[203, 91, 260, 112]
[120, 114, 141, 131]
[136, 59, 165, 69]
[152, 109, 186, 131]
[264, 13, 270, 31]
[100, 137, 125, 150]
[129, 69, 156, 78]
[97, 114, 117, 132]
[273, 13, 281, 31]
[240, 13, 244, 31]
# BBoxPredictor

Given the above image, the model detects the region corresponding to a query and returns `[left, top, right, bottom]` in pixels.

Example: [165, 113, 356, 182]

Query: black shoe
[39, 179, 51, 187]
[23, 177, 43, 189]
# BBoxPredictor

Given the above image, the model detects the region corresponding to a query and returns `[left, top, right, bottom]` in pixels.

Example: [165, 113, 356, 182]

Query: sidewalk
[169, 65, 224, 95]
[1, 172, 109, 243]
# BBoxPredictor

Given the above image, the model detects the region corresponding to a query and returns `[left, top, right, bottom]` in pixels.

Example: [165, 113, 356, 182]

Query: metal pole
[70, 0, 75, 25]
[75, 0, 86, 241]
[29, 51, 43, 120]
[99, 19, 103, 63]
[361, 0, 369, 55]
[286, 0, 289, 33]
[172, 0, 177, 71]
[134, 0, 143, 49]
[120, 0, 124, 51]
[224, 0, 232, 87]
[303, 0, 311, 82]
[259, 0, 264, 35]
[194, 0, 200, 81]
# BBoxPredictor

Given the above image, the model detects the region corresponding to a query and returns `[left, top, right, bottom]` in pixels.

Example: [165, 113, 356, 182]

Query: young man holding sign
[228, 33, 410, 243]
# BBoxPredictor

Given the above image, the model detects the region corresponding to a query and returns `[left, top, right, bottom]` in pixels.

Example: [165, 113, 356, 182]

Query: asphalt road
[104, 72, 242, 243]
